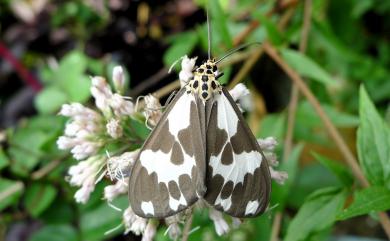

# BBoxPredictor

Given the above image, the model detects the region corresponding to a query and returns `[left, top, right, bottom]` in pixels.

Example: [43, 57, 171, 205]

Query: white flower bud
[106, 118, 123, 139]
[91, 76, 113, 114]
[70, 142, 98, 160]
[74, 177, 95, 204]
[229, 83, 253, 111]
[64, 121, 83, 136]
[209, 209, 229, 236]
[123, 206, 137, 234]
[257, 137, 278, 151]
[265, 152, 278, 167]
[181, 55, 196, 72]
[143, 94, 162, 126]
[142, 220, 157, 241]
[231, 217, 242, 228]
[270, 167, 288, 185]
[113, 66, 125, 94]
[167, 223, 181, 240]
[104, 179, 128, 202]
[110, 94, 134, 116]
[130, 217, 147, 235]
[57, 136, 78, 150]
[179, 55, 197, 86]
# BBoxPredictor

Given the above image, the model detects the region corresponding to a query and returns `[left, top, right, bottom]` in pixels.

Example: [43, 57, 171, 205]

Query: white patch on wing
[209, 150, 262, 186]
[210, 92, 262, 186]
[139, 150, 196, 185]
[167, 93, 194, 137]
[169, 194, 187, 211]
[245, 200, 259, 215]
[214, 194, 232, 211]
[216, 94, 239, 136]
[141, 201, 154, 215]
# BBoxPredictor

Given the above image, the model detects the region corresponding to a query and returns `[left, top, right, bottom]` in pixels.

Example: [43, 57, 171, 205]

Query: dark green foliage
[1, 0, 390, 241]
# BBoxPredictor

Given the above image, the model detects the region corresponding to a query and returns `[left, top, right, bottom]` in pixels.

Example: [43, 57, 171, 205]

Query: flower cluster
[57, 58, 288, 241]
[57, 66, 138, 204]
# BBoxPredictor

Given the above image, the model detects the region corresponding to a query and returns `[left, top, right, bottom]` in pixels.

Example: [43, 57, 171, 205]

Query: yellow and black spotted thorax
[186, 59, 222, 101]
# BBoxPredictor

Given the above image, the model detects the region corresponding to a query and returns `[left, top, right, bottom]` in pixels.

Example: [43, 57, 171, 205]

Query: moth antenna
[215, 42, 261, 64]
[207, 8, 212, 59]
[164, 90, 178, 107]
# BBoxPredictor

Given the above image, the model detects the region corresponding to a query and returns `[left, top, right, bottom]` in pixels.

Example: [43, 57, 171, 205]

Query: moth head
[195, 59, 219, 79]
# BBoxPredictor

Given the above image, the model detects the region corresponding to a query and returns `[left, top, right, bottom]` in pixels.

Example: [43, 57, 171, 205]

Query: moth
[129, 10, 271, 219]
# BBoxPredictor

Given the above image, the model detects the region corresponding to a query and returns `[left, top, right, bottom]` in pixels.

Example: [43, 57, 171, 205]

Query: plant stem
[31, 159, 62, 180]
[270, 212, 283, 241]
[283, 0, 312, 162]
[0, 182, 24, 202]
[0, 41, 42, 91]
[263, 41, 390, 239]
[181, 212, 193, 241]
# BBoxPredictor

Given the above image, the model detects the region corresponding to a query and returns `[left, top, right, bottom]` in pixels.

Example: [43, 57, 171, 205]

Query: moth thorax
[186, 60, 222, 101]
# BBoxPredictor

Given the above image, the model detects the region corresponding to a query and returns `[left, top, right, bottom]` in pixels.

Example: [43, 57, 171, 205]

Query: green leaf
[8, 131, 48, 176]
[24, 183, 57, 217]
[29, 225, 78, 241]
[0, 179, 24, 211]
[8, 116, 65, 176]
[210, 0, 233, 49]
[313, 152, 354, 187]
[35, 87, 68, 114]
[258, 113, 286, 141]
[163, 31, 198, 68]
[351, 0, 374, 18]
[0, 148, 10, 170]
[218, 65, 232, 85]
[80, 196, 128, 241]
[297, 101, 360, 128]
[55, 51, 91, 103]
[254, 13, 283, 46]
[338, 186, 390, 220]
[285, 187, 347, 241]
[280, 48, 337, 86]
[41, 197, 75, 224]
[272, 144, 304, 211]
[357, 86, 390, 188]
[289, 164, 343, 208]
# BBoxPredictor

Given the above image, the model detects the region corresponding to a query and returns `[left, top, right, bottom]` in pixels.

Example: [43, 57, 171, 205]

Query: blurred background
[1, 0, 390, 241]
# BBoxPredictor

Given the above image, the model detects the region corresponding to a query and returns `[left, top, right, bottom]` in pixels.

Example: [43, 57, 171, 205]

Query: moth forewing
[128, 88, 206, 218]
[203, 87, 271, 217]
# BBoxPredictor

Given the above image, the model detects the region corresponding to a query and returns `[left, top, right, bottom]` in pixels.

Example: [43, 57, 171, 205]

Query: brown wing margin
[203, 87, 271, 217]
[128, 88, 206, 218]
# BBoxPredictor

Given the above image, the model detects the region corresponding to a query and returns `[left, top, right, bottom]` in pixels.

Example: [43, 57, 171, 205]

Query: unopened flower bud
[113, 66, 125, 94]
[229, 83, 253, 112]
[209, 209, 229, 236]
[106, 118, 123, 139]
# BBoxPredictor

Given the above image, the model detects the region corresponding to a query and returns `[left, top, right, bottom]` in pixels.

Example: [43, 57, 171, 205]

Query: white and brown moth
[129, 11, 271, 219]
